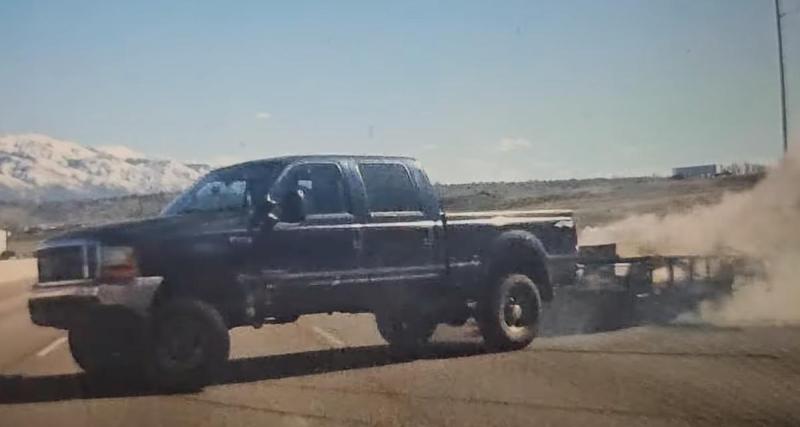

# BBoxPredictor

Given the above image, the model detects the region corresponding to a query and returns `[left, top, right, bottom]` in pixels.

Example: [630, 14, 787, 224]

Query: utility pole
[775, 0, 788, 154]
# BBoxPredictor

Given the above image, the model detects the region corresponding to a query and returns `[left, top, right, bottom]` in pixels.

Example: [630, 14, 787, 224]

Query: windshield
[161, 162, 283, 216]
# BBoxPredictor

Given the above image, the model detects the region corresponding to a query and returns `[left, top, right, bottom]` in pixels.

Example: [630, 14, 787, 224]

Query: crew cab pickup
[29, 155, 577, 388]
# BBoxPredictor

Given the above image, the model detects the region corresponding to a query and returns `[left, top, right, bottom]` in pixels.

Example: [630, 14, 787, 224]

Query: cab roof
[216, 155, 418, 172]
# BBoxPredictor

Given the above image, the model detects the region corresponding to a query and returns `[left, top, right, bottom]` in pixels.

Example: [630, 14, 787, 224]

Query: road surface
[1, 276, 799, 426]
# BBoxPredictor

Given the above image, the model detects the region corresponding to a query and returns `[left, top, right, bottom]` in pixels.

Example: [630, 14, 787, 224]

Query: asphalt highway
[1, 276, 799, 426]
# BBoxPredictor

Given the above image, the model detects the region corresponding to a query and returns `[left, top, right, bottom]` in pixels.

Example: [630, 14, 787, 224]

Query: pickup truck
[29, 155, 577, 389]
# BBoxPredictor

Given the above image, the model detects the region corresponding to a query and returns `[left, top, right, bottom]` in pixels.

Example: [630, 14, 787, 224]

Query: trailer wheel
[150, 299, 230, 391]
[477, 273, 541, 351]
[375, 310, 436, 353]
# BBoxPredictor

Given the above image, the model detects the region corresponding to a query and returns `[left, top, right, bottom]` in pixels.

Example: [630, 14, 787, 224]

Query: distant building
[0, 229, 7, 253]
[672, 164, 717, 179]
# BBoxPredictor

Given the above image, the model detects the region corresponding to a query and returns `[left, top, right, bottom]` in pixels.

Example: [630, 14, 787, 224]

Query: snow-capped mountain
[0, 134, 212, 201]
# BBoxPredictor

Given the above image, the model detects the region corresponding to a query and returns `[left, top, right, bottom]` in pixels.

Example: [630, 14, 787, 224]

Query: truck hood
[41, 213, 242, 248]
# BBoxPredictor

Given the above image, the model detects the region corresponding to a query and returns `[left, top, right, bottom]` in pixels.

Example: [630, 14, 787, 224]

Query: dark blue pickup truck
[29, 155, 577, 389]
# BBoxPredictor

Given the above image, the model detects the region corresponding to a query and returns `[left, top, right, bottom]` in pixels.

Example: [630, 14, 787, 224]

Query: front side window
[359, 163, 420, 212]
[284, 163, 349, 215]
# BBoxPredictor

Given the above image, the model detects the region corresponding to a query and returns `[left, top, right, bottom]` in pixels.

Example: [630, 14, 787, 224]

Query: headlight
[99, 246, 140, 282]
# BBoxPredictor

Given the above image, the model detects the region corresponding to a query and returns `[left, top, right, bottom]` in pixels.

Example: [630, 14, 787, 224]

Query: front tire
[150, 299, 230, 391]
[477, 273, 541, 351]
[68, 321, 147, 379]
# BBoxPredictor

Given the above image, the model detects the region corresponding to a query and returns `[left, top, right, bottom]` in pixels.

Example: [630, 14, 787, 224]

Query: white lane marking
[311, 326, 346, 348]
[36, 336, 67, 357]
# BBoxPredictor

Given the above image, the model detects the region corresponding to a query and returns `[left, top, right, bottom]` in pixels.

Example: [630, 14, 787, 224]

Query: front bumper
[28, 277, 163, 329]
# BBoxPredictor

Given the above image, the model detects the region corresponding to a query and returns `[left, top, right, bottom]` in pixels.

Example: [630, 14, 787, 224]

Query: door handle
[229, 236, 253, 246]
[352, 228, 363, 251]
[422, 228, 434, 247]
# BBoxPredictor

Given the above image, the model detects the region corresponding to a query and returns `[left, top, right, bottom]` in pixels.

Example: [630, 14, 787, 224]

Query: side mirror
[263, 195, 277, 214]
[281, 189, 308, 223]
[249, 194, 278, 230]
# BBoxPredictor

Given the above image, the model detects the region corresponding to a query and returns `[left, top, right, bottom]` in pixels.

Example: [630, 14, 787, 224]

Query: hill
[0, 134, 209, 201]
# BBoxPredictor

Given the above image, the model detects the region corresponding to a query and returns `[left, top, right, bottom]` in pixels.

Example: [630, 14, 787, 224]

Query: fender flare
[483, 230, 553, 302]
[151, 273, 242, 327]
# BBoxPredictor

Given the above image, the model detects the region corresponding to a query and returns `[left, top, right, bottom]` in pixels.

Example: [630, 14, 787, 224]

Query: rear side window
[359, 163, 420, 212]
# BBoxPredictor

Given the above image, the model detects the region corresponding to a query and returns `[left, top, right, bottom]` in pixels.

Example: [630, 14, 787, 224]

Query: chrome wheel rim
[502, 285, 536, 331]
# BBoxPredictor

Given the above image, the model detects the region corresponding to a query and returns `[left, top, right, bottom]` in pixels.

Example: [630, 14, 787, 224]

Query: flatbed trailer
[541, 244, 760, 334]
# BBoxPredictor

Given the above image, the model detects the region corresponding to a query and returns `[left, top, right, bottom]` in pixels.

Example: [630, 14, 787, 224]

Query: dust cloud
[580, 151, 800, 326]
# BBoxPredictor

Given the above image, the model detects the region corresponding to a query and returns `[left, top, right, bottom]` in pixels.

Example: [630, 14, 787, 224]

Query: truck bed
[446, 209, 574, 221]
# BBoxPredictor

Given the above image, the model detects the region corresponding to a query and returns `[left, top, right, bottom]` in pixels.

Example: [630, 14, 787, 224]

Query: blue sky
[1, 0, 798, 182]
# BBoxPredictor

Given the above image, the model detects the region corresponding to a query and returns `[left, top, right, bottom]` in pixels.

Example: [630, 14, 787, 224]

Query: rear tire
[477, 273, 541, 351]
[149, 299, 230, 391]
[375, 310, 436, 352]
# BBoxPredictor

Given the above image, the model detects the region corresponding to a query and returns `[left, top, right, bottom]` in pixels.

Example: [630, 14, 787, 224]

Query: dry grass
[4, 174, 761, 257]
[439, 174, 760, 227]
